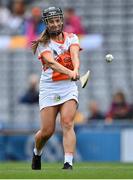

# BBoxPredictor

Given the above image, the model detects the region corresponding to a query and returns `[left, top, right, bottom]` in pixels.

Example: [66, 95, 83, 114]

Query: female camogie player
[31, 6, 81, 170]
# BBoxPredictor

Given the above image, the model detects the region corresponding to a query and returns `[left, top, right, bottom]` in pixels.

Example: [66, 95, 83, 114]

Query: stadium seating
[0, 0, 133, 126]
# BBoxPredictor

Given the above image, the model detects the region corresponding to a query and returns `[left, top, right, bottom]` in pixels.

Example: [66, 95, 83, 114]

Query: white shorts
[39, 80, 78, 110]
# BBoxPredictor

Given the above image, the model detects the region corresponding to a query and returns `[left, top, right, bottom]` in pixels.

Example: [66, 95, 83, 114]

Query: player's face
[47, 16, 63, 34]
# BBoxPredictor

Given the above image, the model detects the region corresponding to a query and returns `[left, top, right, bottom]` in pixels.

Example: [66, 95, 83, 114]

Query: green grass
[0, 162, 133, 179]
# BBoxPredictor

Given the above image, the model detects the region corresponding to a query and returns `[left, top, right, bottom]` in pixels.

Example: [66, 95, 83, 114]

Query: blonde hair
[31, 29, 50, 54]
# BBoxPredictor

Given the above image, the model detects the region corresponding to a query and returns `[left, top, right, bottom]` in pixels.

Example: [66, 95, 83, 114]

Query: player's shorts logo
[54, 94, 61, 102]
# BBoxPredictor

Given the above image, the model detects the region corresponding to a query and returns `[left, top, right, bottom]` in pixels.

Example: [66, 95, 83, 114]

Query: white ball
[105, 54, 114, 62]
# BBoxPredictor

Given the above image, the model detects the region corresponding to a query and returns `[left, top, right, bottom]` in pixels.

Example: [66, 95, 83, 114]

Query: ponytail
[31, 29, 50, 54]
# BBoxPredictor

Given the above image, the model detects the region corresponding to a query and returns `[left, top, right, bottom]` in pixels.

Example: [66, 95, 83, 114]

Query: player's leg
[60, 100, 77, 169]
[32, 106, 59, 170]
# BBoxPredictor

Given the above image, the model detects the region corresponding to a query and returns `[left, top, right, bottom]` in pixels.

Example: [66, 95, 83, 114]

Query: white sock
[33, 147, 42, 156]
[64, 153, 73, 166]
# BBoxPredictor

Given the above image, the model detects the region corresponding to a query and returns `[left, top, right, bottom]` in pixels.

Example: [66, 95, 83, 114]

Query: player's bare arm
[70, 45, 80, 79]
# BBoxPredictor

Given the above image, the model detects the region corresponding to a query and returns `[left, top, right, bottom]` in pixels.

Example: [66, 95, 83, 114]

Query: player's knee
[62, 117, 73, 130]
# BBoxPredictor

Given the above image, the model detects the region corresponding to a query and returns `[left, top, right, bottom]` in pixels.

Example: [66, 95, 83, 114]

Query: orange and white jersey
[37, 32, 81, 82]
[37, 32, 80, 110]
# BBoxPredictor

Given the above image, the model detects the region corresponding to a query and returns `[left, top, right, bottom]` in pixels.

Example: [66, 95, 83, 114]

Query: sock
[33, 147, 42, 156]
[64, 153, 73, 166]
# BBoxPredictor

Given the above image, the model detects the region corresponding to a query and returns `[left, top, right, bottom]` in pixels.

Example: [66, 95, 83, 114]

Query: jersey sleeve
[70, 34, 82, 50]
[37, 43, 52, 60]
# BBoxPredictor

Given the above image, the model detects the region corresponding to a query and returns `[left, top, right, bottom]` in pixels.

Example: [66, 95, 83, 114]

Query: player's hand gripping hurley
[72, 70, 90, 88]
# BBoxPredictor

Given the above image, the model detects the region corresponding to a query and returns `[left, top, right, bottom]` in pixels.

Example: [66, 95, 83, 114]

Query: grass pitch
[0, 162, 133, 179]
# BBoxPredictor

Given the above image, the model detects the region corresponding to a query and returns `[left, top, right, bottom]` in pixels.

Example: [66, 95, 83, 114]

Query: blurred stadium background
[0, 0, 133, 163]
